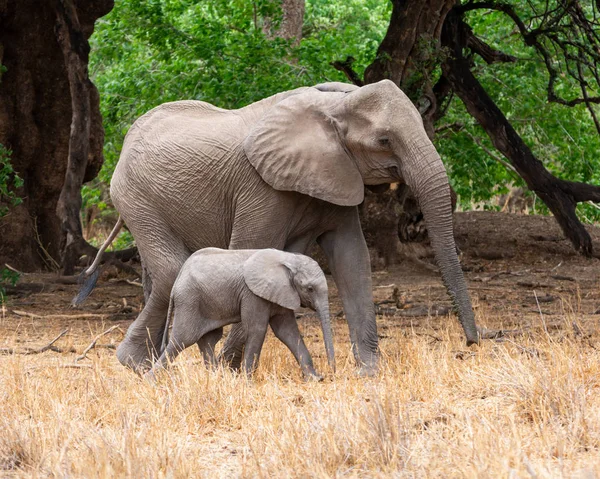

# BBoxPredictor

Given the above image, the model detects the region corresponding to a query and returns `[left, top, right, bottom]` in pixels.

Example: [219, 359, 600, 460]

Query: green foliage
[90, 0, 389, 187]
[82, 183, 108, 212]
[436, 6, 600, 221]
[0, 143, 22, 302]
[88, 0, 600, 223]
[111, 230, 135, 251]
[0, 267, 19, 304]
[0, 144, 23, 217]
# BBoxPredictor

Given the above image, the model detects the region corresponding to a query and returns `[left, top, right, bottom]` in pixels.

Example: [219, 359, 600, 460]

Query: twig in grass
[12, 310, 112, 320]
[504, 338, 540, 358]
[75, 325, 122, 361]
[4, 263, 24, 275]
[479, 327, 529, 340]
[33, 216, 60, 271]
[533, 290, 549, 336]
[550, 274, 576, 282]
[0, 328, 70, 355]
[25, 364, 93, 371]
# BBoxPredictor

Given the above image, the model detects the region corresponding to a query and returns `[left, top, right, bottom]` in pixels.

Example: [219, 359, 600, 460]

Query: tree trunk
[364, 0, 455, 137]
[263, 0, 305, 45]
[441, 10, 600, 255]
[0, 0, 113, 271]
[358, 0, 456, 262]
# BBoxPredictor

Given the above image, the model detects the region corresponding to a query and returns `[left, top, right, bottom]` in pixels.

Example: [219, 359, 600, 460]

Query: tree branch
[330, 56, 364, 86]
[442, 9, 600, 255]
[466, 33, 517, 64]
[457, 1, 600, 116]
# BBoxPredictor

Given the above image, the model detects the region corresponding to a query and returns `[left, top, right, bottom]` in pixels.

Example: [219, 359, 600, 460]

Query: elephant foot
[354, 350, 379, 378]
[356, 367, 377, 378]
[116, 340, 156, 374]
[466, 326, 483, 347]
[356, 361, 379, 378]
[217, 349, 243, 372]
[143, 370, 158, 384]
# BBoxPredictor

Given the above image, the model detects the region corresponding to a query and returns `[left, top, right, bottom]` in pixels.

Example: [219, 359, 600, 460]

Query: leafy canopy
[90, 0, 389, 185]
[90, 0, 600, 221]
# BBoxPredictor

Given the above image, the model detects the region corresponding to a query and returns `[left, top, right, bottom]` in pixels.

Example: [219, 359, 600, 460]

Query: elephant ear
[243, 250, 301, 311]
[243, 91, 364, 207]
[313, 82, 359, 93]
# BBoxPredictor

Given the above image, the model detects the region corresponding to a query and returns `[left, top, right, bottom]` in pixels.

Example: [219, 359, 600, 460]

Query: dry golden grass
[1, 307, 599, 478]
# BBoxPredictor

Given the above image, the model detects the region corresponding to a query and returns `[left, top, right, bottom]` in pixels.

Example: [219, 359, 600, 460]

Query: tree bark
[54, 0, 93, 274]
[364, 0, 455, 137]
[0, 0, 113, 271]
[441, 10, 600, 255]
[263, 0, 305, 45]
[357, 0, 456, 262]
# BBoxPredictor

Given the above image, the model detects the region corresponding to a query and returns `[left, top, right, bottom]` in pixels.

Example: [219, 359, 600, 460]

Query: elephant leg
[240, 299, 271, 376]
[141, 259, 152, 305]
[219, 232, 313, 371]
[219, 323, 245, 371]
[116, 224, 189, 373]
[196, 328, 223, 369]
[269, 310, 322, 380]
[219, 224, 288, 370]
[241, 324, 269, 376]
[318, 208, 379, 376]
[144, 339, 184, 382]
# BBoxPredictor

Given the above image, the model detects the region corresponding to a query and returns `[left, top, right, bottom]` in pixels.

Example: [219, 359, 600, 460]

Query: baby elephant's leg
[196, 328, 223, 368]
[270, 310, 322, 381]
[218, 323, 245, 371]
[144, 340, 184, 381]
[240, 299, 271, 376]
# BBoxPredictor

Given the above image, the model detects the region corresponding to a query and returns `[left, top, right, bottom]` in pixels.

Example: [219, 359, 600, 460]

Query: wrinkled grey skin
[145, 248, 335, 380]
[109, 79, 479, 375]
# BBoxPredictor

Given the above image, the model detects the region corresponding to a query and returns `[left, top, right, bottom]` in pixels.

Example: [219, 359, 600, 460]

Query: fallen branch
[4, 263, 24, 275]
[26, 364, 93, 371]
[107, 278, 143, 287]
[375, 304, 452, 317]
[75, 325, 122, 361]
[0, 328, 71, 355]
[550, 274, 576, 282]
[12, 310, 112, 320]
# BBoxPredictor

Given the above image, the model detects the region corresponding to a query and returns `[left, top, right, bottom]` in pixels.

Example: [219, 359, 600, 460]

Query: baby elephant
[147, 248, 335, 379]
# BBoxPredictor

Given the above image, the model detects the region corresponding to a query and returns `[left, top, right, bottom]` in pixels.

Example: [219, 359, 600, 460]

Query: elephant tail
[160, 294, 175, 356]
[71, 217, 124, 306]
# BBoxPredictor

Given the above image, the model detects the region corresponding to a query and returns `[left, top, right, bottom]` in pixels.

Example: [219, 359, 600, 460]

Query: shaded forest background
[1, 0, 600, 278]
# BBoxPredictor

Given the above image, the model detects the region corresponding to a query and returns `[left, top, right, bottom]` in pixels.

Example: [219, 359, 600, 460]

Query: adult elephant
[97, 80, 478, 375]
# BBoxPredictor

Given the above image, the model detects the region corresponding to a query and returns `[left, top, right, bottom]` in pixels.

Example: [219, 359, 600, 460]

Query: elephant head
[243, 249, 336, 371]
[244, 80, 479, 346]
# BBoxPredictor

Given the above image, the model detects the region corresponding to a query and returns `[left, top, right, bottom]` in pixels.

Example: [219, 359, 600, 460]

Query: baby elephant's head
[243, 249, 335, 372]
[287, 255, 328, 310]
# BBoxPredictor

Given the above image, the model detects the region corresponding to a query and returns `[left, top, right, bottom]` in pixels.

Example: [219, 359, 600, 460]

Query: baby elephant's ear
[243, 250, 301, 311]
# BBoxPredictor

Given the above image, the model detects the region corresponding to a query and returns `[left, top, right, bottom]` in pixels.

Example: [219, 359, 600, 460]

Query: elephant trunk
[315, 301, 336, 373]
[401, 141, 479, 345]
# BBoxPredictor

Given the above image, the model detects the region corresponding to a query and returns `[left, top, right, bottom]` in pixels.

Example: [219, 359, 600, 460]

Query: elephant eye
[377, 137, 392, 149]
[307, 285, 314, 293]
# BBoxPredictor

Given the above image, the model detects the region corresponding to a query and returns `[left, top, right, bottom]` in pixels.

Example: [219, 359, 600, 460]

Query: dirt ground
[1, 211, 600, 477]
[2, 210, 600, 353]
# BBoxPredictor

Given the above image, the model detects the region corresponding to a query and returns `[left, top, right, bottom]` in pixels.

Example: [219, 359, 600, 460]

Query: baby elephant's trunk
[316, 302, 335, 373]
